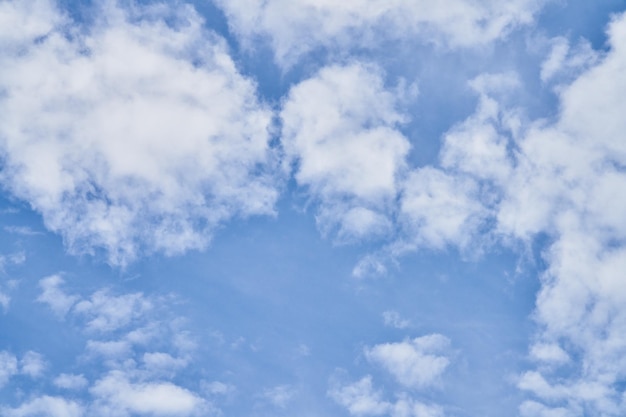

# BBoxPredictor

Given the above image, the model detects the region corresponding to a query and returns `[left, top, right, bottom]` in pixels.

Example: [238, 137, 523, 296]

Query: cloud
[30, 276, 211, 416]
[0, 0, 278, 265]
[90, 371, 207, 416]
[20, 351, 46, 378]
[540, 37, 598, 83]
[329, 375, 447, 417]
[382, 311, 411, 329]
[0, 395, 83, 417]
[260, 384, 295, 408]
[0, 351, 18, 388]
[215, 0, 549, 66]
[431, 11, 626, 415]
[73, 290, 153, 333]
[36, 275, 79, 317]
[329, 376, 391, 416]
[365, 335, 450, 389]
[397, 167, 487, 252]
[281, 62, 410, 241]
[53, 373, 89, 391]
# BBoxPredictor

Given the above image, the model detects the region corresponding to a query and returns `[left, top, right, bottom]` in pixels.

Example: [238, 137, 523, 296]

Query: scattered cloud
[1, 395, 83, 417]
[19, 351, 46, 378]
[281, 62, 410, 242]
[53, 373, 89, 391]
[36, 275, 79, 318]
[0, 351, 18, 388]
[382, 311, 411, 329]
[365, 335, 451, 389]
[90, 371, 207, 416]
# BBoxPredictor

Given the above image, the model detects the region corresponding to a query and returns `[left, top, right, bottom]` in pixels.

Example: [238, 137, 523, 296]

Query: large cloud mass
[0, 0, 277, 265]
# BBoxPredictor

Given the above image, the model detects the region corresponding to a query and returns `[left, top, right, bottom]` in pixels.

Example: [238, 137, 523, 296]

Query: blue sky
[1, 0, 626, 416]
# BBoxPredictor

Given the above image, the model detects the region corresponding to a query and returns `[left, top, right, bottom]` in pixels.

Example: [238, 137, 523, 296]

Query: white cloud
[329, 375, 447, 417]
[54, 373, 89, 390]
[398, 167, 486, 252]
[365, 335, 450, 389]
[142, 352, 188, 376]
[74, 290, 153, 333]
[382, 311, 411, 329]
[434, 12, 626, 415]
[0, 0, 278, 265]
[36, 275, 79, 317]
[519, 401, 575, 417]
[329, 376, 391, 416]
[20, 351, 46, 378]
[90, 371, 206, 416]
[216, 0, 549, 66]
[540, 37, 598, 83]
[529, 343, 570, 365]
[0, 351, 18, 388]
[0, 395, 83, 417]
[281, 63, 410, 241]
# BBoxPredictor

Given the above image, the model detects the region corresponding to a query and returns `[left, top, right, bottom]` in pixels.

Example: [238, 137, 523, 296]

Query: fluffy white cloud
[19, 351, 46, 378]
[54, 373, 89, 391]
[365, 334, 450, 389]
[329, 376, 391, 416]
[74, 290, 153, 333]
[398, 167, 486, 252]
[329, 375, 446, 417]
[215, 0, 549, 66]
[90, 371, 206, 416]
[281, 63, 410, 241]
[1, 395, 83, 417]
[36, 275, 79, 317]
[382, 311, 411, 329]
[0, 0, 278, 265]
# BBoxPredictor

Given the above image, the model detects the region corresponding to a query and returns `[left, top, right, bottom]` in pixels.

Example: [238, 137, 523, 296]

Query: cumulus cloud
[397, 167, 486, 252]
[365, 335, 451, 389]
[0, 395, 83, 417]
[74, 290, 153, 333]
[90, 371, 206, 416]
[329, 376, 391, 416]
[36, 275, 79, 317]
[281, 62, 410, 241]
[19, 351, 46, 378]
[30, 276, 211, 416]
[432, 11, 626, 415]
[329, 375, 446, 417]
[215, 0, 549, 66]
[0, 0, 278, 265]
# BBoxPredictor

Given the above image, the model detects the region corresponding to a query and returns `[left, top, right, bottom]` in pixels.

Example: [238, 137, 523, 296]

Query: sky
[1, 0, 626, 416]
